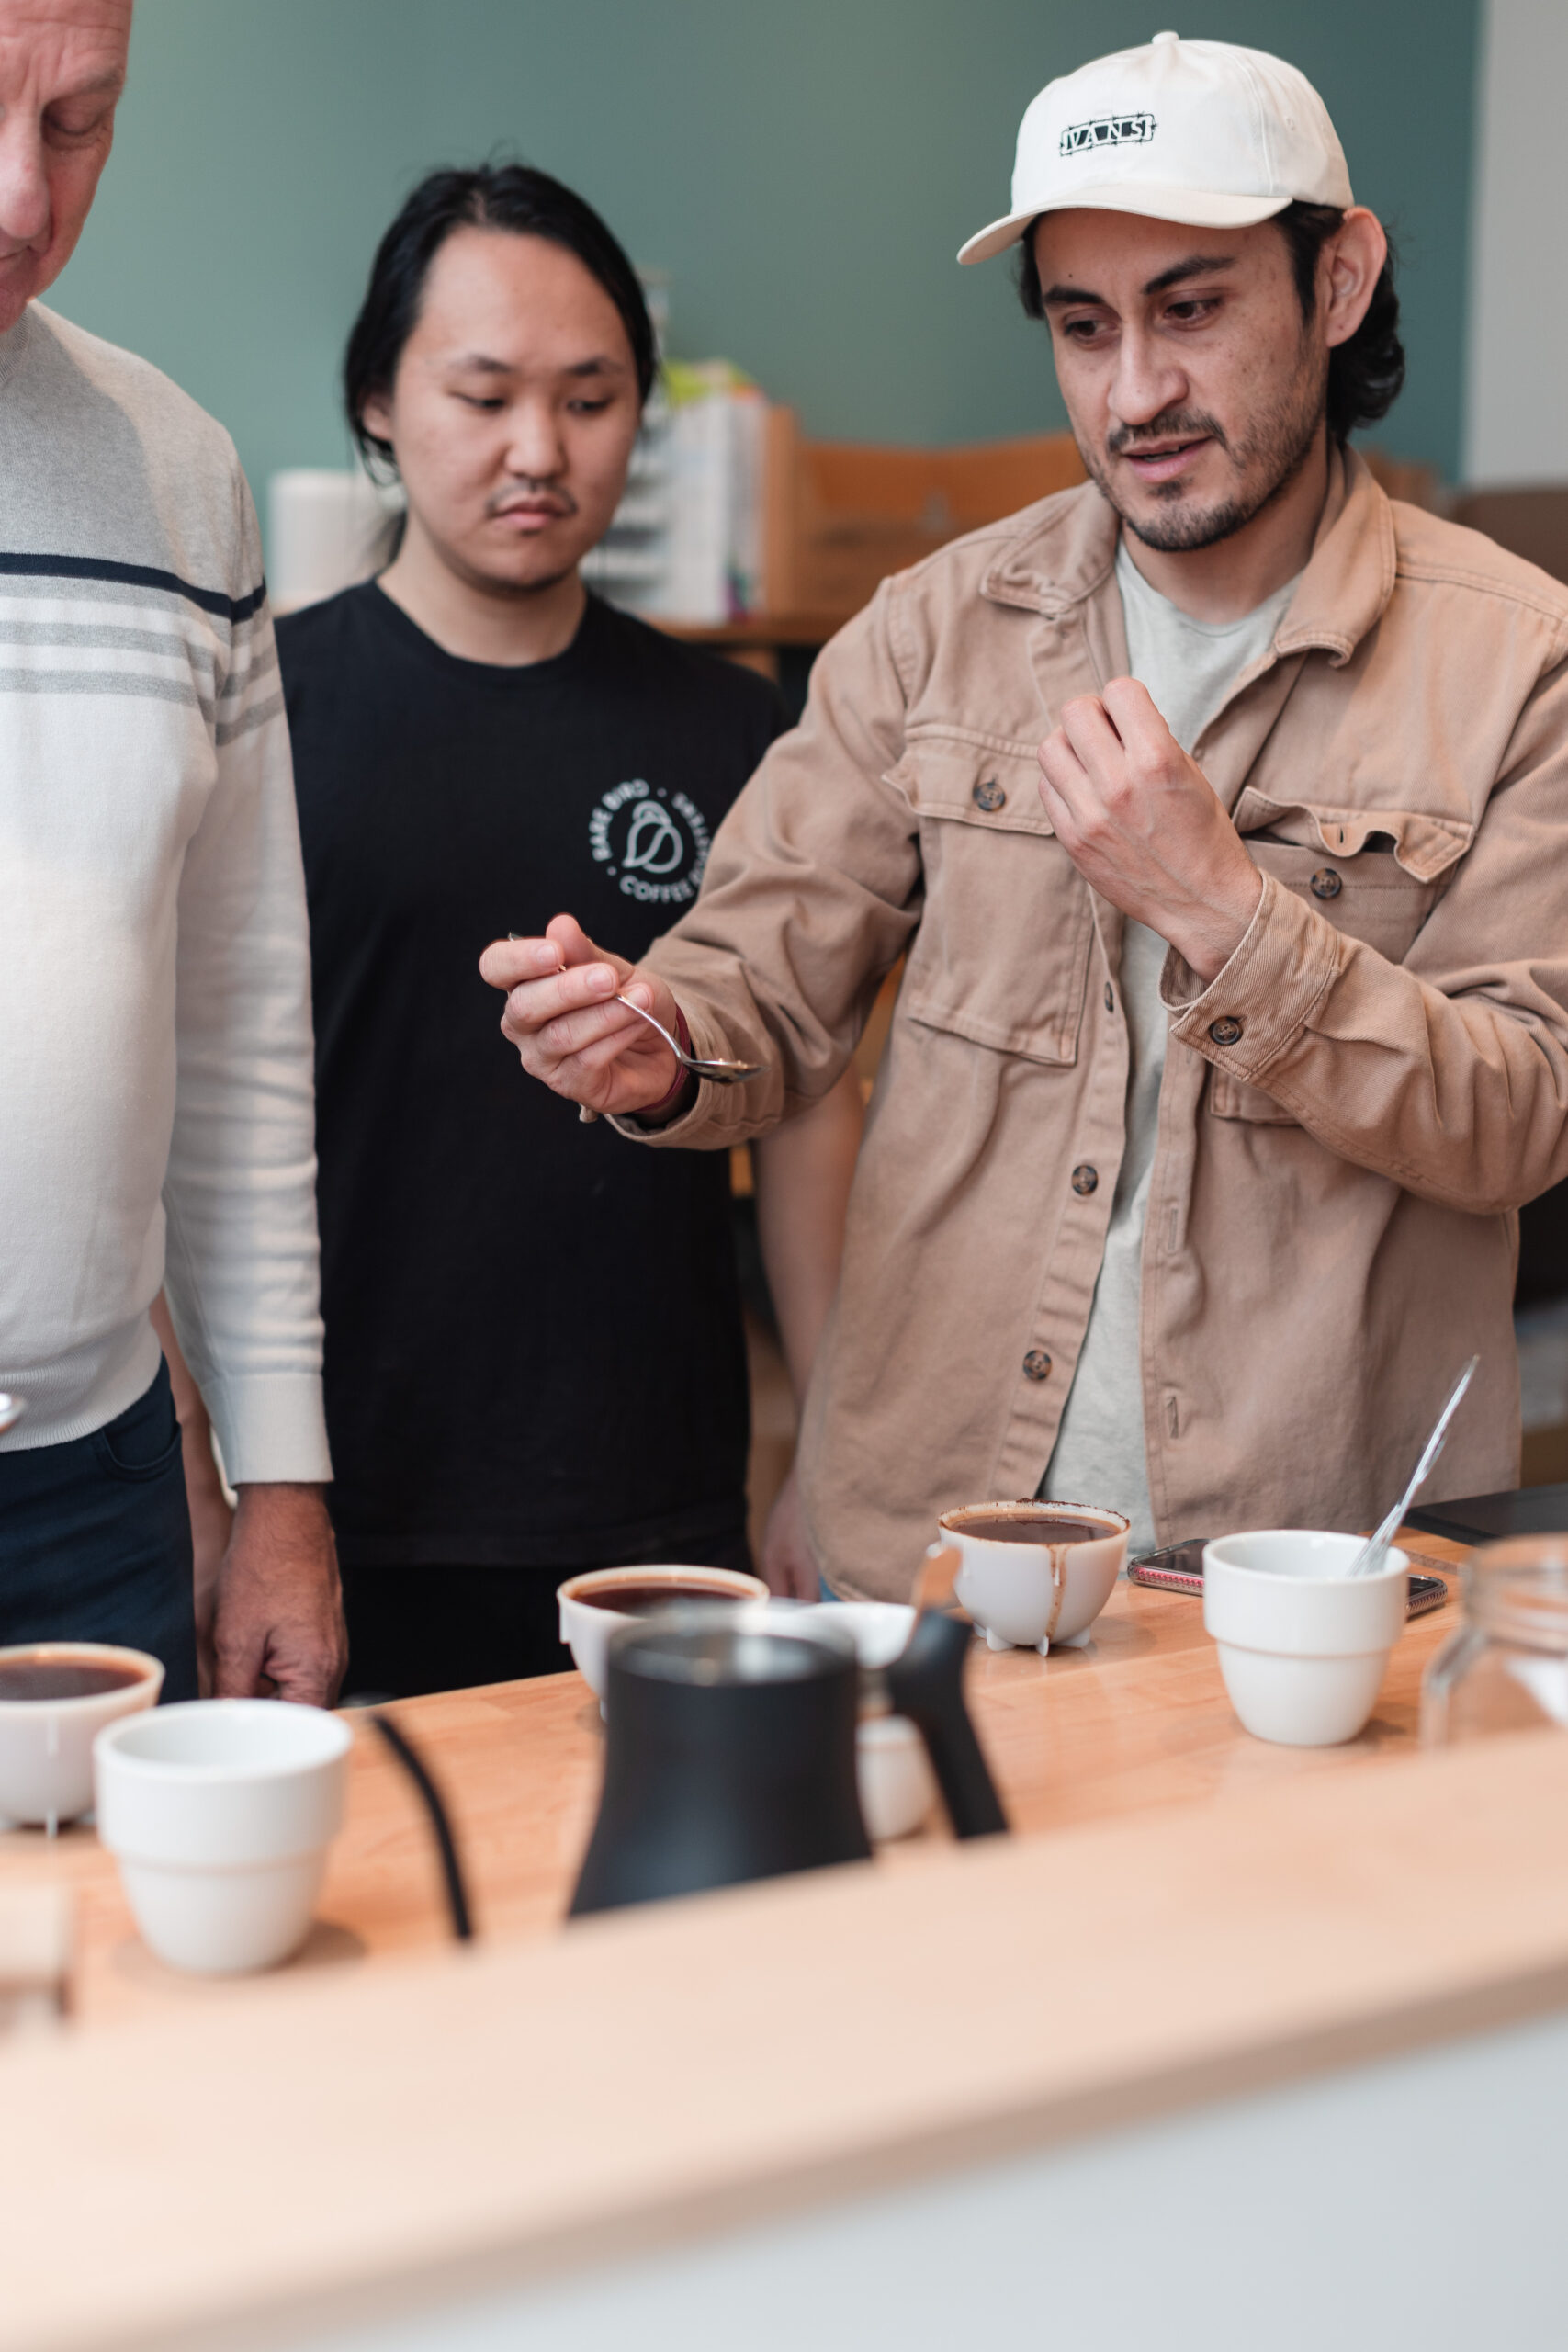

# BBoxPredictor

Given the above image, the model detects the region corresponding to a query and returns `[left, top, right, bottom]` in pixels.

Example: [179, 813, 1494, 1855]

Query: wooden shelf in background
[649, 414, 1091, 660]
[656, 610, 852, 650]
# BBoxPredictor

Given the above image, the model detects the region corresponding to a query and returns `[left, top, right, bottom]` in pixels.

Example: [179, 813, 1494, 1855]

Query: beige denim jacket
[625, 453, 1568, 1600]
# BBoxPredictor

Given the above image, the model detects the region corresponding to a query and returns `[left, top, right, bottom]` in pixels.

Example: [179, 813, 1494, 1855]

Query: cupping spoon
[574, 998, 767, 1124]
[506, 934, 766, 1125]
[1345, 1355, 1480, 1577]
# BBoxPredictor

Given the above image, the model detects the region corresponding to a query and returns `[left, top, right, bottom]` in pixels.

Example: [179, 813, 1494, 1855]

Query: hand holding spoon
[506, 934, 766, 1124]
[576, 995, 769, 1124]
[603, 990, 765, 1087]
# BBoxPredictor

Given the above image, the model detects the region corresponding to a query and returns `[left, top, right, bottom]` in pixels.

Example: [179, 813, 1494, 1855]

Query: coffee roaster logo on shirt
[589, 778, 712, 905]
[1059, 111, 1156, 156]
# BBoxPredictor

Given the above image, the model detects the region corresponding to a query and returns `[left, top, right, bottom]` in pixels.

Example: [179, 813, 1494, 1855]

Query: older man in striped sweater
[0, 0, 342, 1702]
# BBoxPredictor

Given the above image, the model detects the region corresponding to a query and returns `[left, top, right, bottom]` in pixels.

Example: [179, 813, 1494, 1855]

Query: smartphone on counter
[1128, 1539, 1449, 1617]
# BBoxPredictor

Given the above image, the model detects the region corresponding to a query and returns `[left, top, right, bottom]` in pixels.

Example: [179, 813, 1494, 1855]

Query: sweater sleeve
[159, 466, 332, 1483]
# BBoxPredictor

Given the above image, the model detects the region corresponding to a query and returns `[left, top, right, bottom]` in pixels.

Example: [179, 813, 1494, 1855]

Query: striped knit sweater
[0, 302, 329, 1483]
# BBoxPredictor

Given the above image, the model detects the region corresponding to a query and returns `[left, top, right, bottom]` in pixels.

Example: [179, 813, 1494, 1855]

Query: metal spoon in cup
[507, 936, 767, 1125]
[1344, 1355, 1480, 1577]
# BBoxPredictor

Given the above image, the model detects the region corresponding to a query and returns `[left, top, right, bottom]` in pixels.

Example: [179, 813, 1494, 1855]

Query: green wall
[49, 0, 1478, 525]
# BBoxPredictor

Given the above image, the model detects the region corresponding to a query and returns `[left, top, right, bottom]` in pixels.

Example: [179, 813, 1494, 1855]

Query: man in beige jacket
[484, 36, 1568, 1600]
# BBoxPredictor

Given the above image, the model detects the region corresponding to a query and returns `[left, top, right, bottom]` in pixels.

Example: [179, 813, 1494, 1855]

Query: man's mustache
[486, 481, 579, 517]
[1107, 411, 1231, 457]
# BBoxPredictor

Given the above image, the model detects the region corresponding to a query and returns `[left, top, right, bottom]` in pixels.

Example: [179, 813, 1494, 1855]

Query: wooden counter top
[8, 1627, 1568, 2352]
[0, 1536, 1467, 2029]
[14, 1531, 1568, 2352]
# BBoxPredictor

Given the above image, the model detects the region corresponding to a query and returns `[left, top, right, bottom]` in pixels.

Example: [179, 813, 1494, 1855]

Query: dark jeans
[0, 1360, 198, 1702]
[341, 1524, 756, 1701]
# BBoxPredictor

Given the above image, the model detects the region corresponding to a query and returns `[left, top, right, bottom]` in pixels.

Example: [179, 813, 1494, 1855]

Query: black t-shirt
[277, 583, 785, 1569]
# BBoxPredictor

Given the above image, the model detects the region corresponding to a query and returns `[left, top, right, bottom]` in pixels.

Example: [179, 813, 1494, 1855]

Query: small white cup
[785, 1601, 933, 1840]
[940, 1502, 1130, 1654]
[94, 1700, 352, 1973]
[558, 1566, 770, 1702]
[0, 1644, 163, 1829]
[855, 1713, 936, 1841]
[787, 1600, 915, 1670]
[1202, 1531, 1409, 1747]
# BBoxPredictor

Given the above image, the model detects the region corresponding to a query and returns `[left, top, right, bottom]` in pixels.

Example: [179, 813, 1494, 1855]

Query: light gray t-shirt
[1040, 540, 1299, 1553]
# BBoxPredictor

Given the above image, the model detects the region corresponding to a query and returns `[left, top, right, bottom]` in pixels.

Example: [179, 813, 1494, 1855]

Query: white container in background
[94, 1701, 352, 1973]
[267, 468, 400, 614]
[1202, 1532, 1409, 1747]
[638, 376, 766, 624]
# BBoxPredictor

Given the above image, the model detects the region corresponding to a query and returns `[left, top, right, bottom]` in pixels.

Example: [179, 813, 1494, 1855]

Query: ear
[358, 390, 394, 450]
[1322, 208, 1387, 351]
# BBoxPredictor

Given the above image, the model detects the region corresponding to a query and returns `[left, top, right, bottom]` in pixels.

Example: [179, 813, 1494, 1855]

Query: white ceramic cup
[0, 1644, 163, 1829]
[940, 1502, 1130, 1655]
[854, 1713, 936, 1841]
[1202, 1531, 1409, 1747]
[94, 1700, 352, 1973]
[784, 1601, 934, 1839]
[558, 1565, 770, 1702]
[787, 1600, 915, 1670]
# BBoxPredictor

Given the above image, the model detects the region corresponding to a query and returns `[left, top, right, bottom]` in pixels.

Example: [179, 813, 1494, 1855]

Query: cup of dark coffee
[0, 1643, 164, 1830]
[557, 1566, 770, 1702]
[938, 1502, 1130, 1655]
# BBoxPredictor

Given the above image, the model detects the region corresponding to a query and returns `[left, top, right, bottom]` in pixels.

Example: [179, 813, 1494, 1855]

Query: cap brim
[957, 185, 1291, 266]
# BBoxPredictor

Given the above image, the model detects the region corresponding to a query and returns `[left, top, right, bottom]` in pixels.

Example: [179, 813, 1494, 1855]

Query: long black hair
[1015, 200, 1404, 444]
[344, 162, 657, 478]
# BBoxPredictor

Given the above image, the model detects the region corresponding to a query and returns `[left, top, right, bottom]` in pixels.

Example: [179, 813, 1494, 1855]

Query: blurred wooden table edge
[0, 1527, 1470, 2035]
[9, 1632, 1568, 2352]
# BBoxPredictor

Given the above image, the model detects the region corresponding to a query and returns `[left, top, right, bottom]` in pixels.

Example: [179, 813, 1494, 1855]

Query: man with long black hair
[268, 165, 861, 1693]
[490, 35, 1568, 1601]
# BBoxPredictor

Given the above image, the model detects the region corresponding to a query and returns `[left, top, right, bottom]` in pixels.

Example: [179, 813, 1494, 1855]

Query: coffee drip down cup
[569, 1604, 1007, 1917]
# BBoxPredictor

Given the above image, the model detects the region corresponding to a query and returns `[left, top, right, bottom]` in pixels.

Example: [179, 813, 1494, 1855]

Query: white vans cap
[959, 31, 1353, 265]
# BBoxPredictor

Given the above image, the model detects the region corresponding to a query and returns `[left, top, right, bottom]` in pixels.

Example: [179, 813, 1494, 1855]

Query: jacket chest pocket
[886, 738, 1091, 1064]
[1210, 789, 1472, 1124]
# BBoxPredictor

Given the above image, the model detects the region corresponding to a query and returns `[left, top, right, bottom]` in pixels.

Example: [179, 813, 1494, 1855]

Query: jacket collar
[981, 446, 1397, 668]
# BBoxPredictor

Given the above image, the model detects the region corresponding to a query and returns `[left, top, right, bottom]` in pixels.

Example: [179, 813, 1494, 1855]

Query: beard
[1080, 348, 1328, 554]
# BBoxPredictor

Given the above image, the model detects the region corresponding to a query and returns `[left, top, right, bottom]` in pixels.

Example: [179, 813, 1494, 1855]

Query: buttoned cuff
[205, 1374, 333, 1487]
[1161, 870, 1342, 1080]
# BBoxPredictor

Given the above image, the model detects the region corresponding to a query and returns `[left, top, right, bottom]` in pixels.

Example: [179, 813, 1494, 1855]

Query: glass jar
[1421, 1539, 1568, 1746]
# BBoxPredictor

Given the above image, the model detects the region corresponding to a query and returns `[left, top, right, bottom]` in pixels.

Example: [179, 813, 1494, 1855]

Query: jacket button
[972, 777, 1007, 812]
[1209, 1015, 1244, 1046]
[1023, 1350, 1053, 1382]
[1311, 866, 1343, 899]
[1071, 1163, 1099, 1195]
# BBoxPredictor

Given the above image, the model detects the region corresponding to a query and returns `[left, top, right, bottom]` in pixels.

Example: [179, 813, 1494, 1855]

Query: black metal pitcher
[569, 1602, 1006, 1917]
